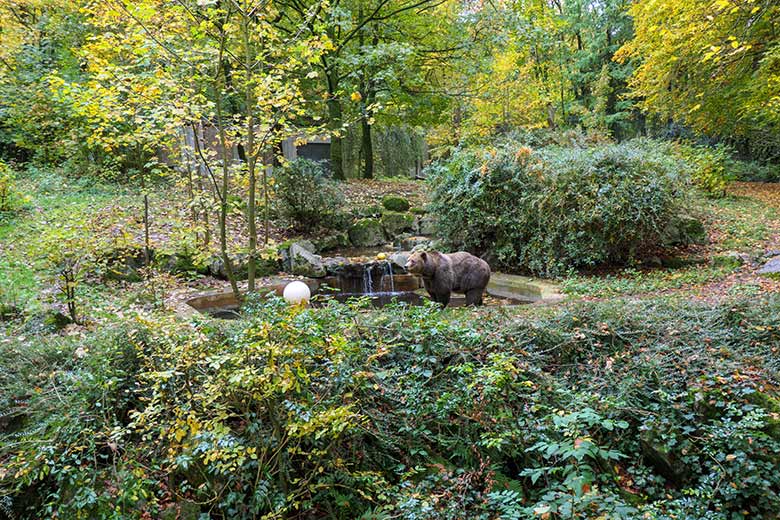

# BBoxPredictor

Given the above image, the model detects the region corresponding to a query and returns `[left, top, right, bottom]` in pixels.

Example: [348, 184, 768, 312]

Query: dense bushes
[428, 139, 692, 276]
[1, 296, 779, 518]
[674, 143, 733, 197]
[273, 158, 346, 231]
[730, 159, 780, 183]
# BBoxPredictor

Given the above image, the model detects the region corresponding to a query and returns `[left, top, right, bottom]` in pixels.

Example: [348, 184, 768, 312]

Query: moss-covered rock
[352, 205, 383, 219]
[155, 251, 209, 276]
[313, 232, 350, 252]
[348, 218, 386, 247]
[416, 215, 437, 236]
[662, 215, 707, 246]
[382, 195, 411, 212]
[102, 246, 147, 282]
[381, 211, 415, 237]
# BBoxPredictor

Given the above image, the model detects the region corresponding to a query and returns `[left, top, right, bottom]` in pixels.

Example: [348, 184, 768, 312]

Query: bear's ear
[420, 252, 427, 261]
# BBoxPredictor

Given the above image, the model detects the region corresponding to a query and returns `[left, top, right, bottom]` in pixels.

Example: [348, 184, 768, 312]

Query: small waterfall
[386, 261, 395, 293]
[377, 260, 395, 294]
[363, 265, 374, 295]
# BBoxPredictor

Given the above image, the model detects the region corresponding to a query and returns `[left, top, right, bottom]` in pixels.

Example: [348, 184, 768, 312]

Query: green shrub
[729, 158, 780, 182]
[0, 161, 24, 212]
[2, 296, 779, 518]
[427, 139, 692, 276]
[273, 158, 346, 231]
[675, 143, 733, 197]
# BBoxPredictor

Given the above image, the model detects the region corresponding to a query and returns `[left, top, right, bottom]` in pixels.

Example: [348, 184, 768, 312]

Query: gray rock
[389, 252, 410, 270]
[314, 232, 350, 252]
[348, 218, 386, 247]
[323, 256, 349, 274]
[289, 243, 326, 278]
[662, 215, 707, 246]
[296, 240, 317, 253]
[416, 215, 437, 236]
[381, 211, 415, 237]
[764, 249, 780, 259]
[208, 254, 249, 280]
[758, 256, 780, 277]
[400, 236, 431, 250]
[280, 239, 318, 271]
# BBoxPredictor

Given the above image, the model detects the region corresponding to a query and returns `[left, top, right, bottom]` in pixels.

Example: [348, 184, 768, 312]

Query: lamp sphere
[283, 281, 311, 305]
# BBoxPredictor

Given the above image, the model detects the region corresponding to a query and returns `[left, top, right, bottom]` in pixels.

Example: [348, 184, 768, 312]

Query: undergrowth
[1, 296, 778, 519]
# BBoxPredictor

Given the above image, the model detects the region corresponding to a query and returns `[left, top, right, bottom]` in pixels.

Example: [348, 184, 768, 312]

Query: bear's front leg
[428, 290, 450, 308]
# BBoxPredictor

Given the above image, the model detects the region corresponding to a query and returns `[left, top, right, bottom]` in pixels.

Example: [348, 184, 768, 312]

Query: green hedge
[427, 139, 693, 276]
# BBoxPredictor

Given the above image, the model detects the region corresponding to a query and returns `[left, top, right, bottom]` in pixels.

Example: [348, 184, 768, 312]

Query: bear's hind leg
[465, 288, 484, 306]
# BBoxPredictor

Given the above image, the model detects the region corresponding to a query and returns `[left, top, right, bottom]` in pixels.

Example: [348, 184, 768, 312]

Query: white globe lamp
[283, 281, 311, 305]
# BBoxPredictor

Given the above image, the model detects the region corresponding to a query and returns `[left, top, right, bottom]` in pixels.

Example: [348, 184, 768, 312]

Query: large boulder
[348, 218, 386, 247]
[416, 215, 437, 236]
[280, 240, 315, 270]
[313, 232, 350, 252]
[382, 194, 411, 212]
[207, 254, 253, 280]
[758, 256, 780, 277]
[288, 243, 326, 278]
[400, 236, 431, 250]
[381, 211, 415, 237]
[323, 256, 350, 275]
[662, 215, 707, 246]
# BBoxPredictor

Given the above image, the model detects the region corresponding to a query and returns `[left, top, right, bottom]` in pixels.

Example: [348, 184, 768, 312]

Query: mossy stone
[352, 205, 383, 218]
[382, 195, 411, 212]
[314, 232, 350, 252]
[662, 215, 707, 246]
[381, 211, 415, 237]
[348, 218, 386, 247]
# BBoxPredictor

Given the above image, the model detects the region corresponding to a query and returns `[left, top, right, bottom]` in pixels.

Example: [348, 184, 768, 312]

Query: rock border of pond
[179, 272, 564, 318]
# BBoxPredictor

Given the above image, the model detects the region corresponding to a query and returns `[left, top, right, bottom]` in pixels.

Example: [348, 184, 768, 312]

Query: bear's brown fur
[404, 251, 491, 308]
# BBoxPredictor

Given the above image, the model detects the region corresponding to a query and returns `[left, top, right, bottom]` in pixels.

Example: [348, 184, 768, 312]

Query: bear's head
[404, 251, 429, 275]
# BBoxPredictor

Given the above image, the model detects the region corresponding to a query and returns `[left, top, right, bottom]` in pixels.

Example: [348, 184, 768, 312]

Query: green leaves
[428, 137, 692, 276]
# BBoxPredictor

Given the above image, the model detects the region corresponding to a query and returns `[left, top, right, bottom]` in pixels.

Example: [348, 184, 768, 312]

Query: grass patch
[0, 168, 136, 311]
[698, 194, 780, 251]
[561, 263, 734, 298]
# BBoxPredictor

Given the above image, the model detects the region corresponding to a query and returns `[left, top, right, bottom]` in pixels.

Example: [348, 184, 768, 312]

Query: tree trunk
[325, 64, 344, 179]
[242, 9, 258, 292]
[361, 110, 373, 179]
[327, 96, 344, 179]
[214, 37, 240, 301]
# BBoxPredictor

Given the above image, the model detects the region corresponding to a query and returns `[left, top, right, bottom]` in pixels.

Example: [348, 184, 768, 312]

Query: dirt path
[671, 182, 780, 302]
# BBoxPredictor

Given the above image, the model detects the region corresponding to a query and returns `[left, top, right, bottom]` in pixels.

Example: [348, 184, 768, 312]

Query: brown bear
[404, 250, 491, 308]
